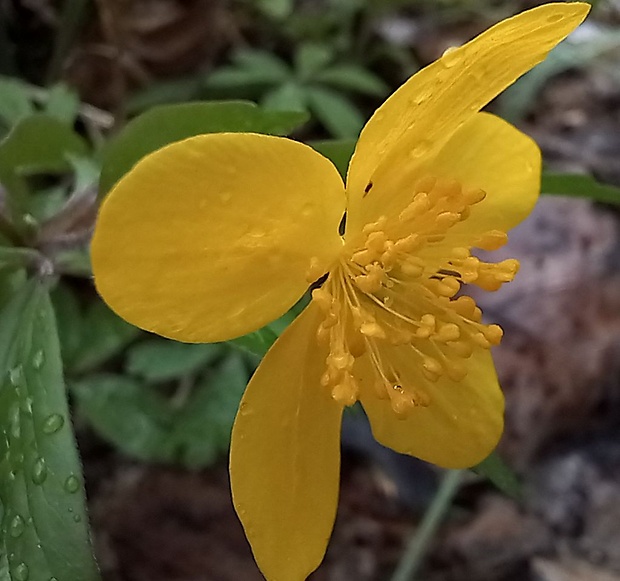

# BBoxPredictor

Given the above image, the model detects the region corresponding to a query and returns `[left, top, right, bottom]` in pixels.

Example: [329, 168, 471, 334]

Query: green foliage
[0, 279, 100, 581]
[99, 101, 309, 195]
[72, 352, 248, 468]
[51, 284, 140, 374]
[201, 43, 388, 138]
[0, 113, 87, 227]
[542, 172, 620, 204]
[472, 451, 521, 500]
[126, 340, 223, 383]
[309, 139, 356, 179]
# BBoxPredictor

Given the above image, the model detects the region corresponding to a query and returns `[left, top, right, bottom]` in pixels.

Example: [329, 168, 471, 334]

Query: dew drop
[547, 13, 563, 23]
[73, 514, 82, 523]
[32, 457, 48, 485]
[9, 515, 25, 538]
[410, 139, 432, 159]
[32, 351, 44, 370]
[441, 46, 460, 68]
[64, 474, 80, 494]
[13, 562, 29, 581]
[9, 366, 23, 387]
[42, 414, 64, 435]
[9, 404, 20, 439]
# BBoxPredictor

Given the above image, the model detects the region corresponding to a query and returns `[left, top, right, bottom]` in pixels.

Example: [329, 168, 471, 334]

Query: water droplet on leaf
[42, 414, 64, 435]
[9, 366, 22, 386]
[32, 351, 44, 370]
[32, 458, 47, 485]
[64, 474, 80, 493]
[13, 562, 29, 581]
[9, 515, 25, 538]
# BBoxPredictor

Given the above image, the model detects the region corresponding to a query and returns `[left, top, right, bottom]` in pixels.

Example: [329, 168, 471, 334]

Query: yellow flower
[91, 3, 589, 580]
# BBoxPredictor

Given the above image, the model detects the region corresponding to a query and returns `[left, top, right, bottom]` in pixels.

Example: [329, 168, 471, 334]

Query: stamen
[311, 173, 518, 419]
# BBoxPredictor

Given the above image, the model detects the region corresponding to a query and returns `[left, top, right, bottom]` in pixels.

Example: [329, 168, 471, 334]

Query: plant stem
[391, 469, 464, 581]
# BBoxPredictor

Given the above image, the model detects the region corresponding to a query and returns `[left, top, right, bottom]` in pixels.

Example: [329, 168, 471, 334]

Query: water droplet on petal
[9, 515, 25, 538]
[64, 474, 80, 494]
[32, 351, 44, 370]
[441, 46, 460, 68]
[42, 414, 64, 435]
[32, 458, 48, 485]
[547, 13, 563, 23]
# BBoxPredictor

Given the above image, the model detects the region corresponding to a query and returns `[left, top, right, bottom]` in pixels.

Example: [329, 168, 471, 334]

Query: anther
[312, 287, 334, 313]
[482, 324, 503, 346]
[474, 230, 508, 251]
[389, 386, 415, 419]
[362, 216, 387, 235]
[366, 231, 388, 253]
[462, 188, 486, 205]
[436, 323, 460, 342]
[331, 372, 359, 406]
[360, 321, 386, 339]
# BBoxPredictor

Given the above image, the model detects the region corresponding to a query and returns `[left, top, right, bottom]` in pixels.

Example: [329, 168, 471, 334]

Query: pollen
[312, 175, 517, 418]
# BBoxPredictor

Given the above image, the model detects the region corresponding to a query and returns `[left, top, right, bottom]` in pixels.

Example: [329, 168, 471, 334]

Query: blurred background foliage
[2, 0, 620, 580]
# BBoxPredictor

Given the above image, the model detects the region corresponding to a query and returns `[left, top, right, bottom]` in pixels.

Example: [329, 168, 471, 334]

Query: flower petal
[230, 304, 343, 581]
[92, 133, 345, 343]
[358, 348, 504, 469]
[345, 2, 589, 235]
[423, 112, 540, 239]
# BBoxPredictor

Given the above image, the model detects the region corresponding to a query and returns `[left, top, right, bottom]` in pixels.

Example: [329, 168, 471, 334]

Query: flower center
[312, 175, 519, 418]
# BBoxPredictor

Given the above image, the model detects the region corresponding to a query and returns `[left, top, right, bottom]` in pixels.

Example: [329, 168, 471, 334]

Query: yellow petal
[345, 2, 589, 235]
[417, 112, 540, 262]
[92, 133, 345, 342]
[230, 304, 343, 581]
[358, 348, 504, 469]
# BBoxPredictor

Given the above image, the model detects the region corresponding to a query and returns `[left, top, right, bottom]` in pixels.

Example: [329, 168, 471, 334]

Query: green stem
[391, 469, 464, 581]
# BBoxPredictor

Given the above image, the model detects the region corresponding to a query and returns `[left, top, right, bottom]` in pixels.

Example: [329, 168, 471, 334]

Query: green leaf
[126, 339, 224, 382]
[541, 172, 620, 204]
[230, 326, 279, 358]
[0, 77, 34, 130]
[255, 0, 294, 19]
[45, 83, 81, 125]
[73, 353, 249, 467]
[306, 86, 365, 138]
[0, 114, 87, 218]
[232, 49, 291, 78]
[72, 374, 172, 462]
[309, 139, 356, 179]
[0, 279, 100, 581]
[99, 101, 309, 195]
[471, 451, 521, 500]
[171, 353, 248, 468]
[50, 283, 83, 367]
[229, 305, 300, 357]
[127, 76, 203, 113]
[261, 83, 308, 112]
[295, 43, 334, 81]
[70, 300, 140, 374]
[315, 65, 389, 97]
[0, 247, 42, 271]
[204, 67, 286, 92]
